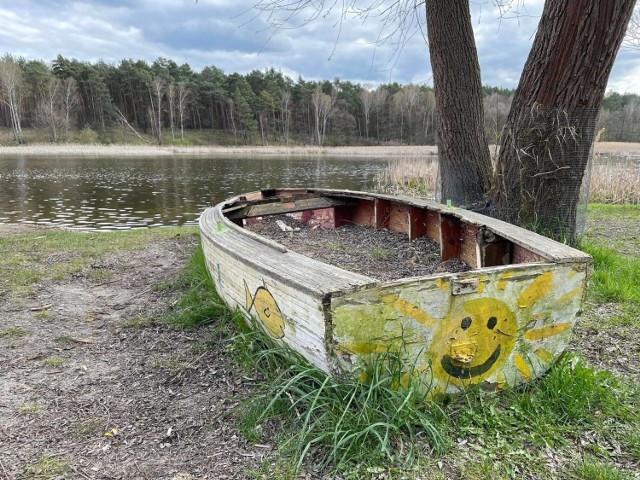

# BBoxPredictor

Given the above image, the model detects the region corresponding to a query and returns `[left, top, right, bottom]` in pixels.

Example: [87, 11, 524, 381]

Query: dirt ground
[1, 219, 638, 479]
[0, 228, 272, 480]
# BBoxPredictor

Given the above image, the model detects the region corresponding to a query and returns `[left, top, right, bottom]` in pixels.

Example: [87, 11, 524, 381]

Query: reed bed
[589, 155, 640, 204]
[375, 155, 640, 204]
[0, 143, 438, 158]
[374, 158, 439, 200]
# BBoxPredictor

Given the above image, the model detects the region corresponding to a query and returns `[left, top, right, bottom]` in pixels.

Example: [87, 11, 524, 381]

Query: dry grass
[0, 143, 438, 158]
[375, 154, 640, 205]
[374, 158, 438, 200]
[590, 155, 640, 204]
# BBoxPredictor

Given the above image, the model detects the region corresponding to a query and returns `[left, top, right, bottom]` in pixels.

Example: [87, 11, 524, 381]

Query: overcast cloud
[1, 0, 639, 92]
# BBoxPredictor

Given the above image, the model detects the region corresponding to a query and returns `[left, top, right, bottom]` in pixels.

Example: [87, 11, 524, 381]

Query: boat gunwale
[200, 188, 591, 300]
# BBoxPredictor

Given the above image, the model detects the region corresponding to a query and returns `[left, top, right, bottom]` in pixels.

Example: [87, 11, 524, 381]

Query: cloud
[0, 0, 637, 93]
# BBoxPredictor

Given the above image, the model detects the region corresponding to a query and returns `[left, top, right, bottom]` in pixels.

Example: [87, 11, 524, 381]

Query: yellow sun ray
[559, 287, 582, 302]
[534, 348, 554, 363]
[517, 271, 553, 308]
[514, 352, 532, 380]
[381, 295, 436, 328]
[524, 322, 571, 341]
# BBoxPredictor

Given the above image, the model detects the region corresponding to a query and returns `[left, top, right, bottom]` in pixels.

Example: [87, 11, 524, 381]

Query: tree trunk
[492, 0, 635, 241]
[426, 0, 492, 206]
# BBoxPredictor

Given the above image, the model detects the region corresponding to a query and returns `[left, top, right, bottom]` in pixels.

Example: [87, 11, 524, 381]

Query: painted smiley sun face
[429, 298, 517, 384]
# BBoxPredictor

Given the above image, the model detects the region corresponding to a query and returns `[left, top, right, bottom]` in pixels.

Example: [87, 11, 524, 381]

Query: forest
[1, 54, 639, 146]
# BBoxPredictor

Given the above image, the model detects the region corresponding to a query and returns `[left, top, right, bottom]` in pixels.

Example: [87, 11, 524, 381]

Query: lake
[0, 155, 394, 230]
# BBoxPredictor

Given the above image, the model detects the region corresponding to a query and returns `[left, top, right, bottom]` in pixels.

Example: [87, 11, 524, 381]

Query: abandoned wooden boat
[199, 188, 591, 394]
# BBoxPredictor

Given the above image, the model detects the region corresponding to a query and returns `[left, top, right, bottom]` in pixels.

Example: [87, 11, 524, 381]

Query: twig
[71, 466, 92, 480]
[0, 458, 10, 480]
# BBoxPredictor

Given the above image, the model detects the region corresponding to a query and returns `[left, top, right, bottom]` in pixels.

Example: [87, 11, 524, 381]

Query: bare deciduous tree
[167, 81, 177, 141]
[36, 77, 64, 142]
[311, 86, 336, 146]
[62, 77, 80, 133]
[280, 90, 291, 145]
[373, 86, 388, 142]
[149, 76, 166, 144]
[177, 82, 190, 140]
[358, 84, 374, 139]
[0, 59, 25, 144]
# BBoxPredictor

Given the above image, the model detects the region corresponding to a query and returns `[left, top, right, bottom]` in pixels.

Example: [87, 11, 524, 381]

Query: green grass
[153, 238, 639, 479]
[23, 456, 71, 480]
[0, 227, 197, 298]
[0, 326, 27, 338]
[579, 242, 640, 304]
[564, 456, 637, 480]
[42, 355, 64, 367]
[370, 246, 391, 261]
[17, 403, 41, 415]
[236, 332, 448, 475]
[160, 245, 232, 329]
[584, 204, 640, 257]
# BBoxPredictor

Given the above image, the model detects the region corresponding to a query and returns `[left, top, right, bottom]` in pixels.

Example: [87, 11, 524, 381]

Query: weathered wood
[440, 214, 462, 261]
[331, 261, 587, 394]
[200, 188, 591, 394]
[224, 195, 355, 220]
[374, 198, 392, 229]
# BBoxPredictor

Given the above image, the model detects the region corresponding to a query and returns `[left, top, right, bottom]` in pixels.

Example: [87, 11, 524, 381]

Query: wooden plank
[424, 209, 440, 242]
[409, 207, 427, 241]
[374, 199, 392, 229]
[307, 188, 590, 263]
[200, 206, 376, 297]
[224, 196, 355, 220]
[440, 214, 463, 261]
[459, 223, 479, 268]
[513, 244, 546, 263]
[330, 261, 587, 394]
[477, 228, 512, 267]
[387, 202, 411, 234]
[345, 199, 375, 227]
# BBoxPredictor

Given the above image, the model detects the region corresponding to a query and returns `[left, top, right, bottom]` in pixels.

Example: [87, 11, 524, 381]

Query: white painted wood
[199, 188, 591, 392]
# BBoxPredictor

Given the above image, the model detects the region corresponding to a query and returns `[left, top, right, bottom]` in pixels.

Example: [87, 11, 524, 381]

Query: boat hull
[200, 188, 590, 394]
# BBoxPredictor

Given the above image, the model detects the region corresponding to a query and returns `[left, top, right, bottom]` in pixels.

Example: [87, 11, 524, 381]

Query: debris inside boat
[244, 214, 471, 281]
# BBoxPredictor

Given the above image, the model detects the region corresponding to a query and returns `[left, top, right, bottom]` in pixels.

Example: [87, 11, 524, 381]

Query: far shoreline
[0, 143, 439, 158]
[1, 141, 639, 157]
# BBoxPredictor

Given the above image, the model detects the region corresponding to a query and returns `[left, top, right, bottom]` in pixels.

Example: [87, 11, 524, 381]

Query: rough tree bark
[491, 0, 636, 241]
[425, 0, 492, 206]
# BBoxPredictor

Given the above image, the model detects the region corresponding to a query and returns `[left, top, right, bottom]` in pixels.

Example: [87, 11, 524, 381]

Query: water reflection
[0, 155, 394, 231]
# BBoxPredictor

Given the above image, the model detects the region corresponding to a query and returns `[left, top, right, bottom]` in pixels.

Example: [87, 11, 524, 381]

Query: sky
[1, 0, 639, 92]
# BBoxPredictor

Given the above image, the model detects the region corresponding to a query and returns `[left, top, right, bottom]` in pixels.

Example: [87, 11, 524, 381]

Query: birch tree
[311, 86, 336, 147]
[358, 84, 374, 139]
[0, 58, 25, 144]
[36, 76, 63, 142]
[177, 82, 190, 140]
[149, 76, 166, 144]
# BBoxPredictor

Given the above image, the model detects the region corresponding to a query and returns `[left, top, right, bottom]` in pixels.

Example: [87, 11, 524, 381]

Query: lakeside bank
[0, 144, 439, 157]
[1, 141, 639, 157]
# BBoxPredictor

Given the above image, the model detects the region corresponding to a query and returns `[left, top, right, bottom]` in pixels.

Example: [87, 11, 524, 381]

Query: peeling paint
[517, 271, 553, 308]
[524, 323, 571, 341]
[332, 263, 586, 394]
[514, 352, 532, 380]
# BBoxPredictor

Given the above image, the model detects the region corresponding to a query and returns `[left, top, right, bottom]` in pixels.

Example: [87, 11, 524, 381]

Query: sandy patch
[0, 143, 439, 158]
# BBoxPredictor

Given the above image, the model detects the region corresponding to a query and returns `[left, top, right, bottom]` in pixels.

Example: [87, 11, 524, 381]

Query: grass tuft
[579, 242, 640, 304]
[0, 326, 27, 338]
[23, 455, 71, 480]
[236, 328, 448, 475]
[564, 455, 636, 480]
[161, 245, 231, 329]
